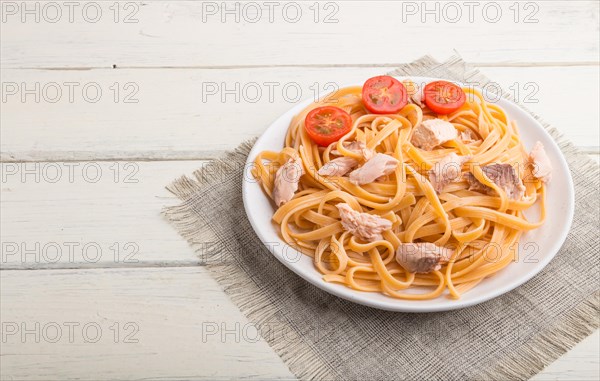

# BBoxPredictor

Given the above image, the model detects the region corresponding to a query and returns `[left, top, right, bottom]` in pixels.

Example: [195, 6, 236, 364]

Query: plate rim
[242, 76, 575, 312]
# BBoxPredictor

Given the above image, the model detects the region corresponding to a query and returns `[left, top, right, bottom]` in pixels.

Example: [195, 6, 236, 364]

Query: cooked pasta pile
[251, 81, 547, 300]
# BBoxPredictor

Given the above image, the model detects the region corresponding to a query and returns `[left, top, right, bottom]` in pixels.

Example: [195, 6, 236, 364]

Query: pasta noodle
[251, 81, 547, 300]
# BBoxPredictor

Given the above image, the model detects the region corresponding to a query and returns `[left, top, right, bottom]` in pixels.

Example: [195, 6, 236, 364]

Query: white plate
[242, 76, 574, 312]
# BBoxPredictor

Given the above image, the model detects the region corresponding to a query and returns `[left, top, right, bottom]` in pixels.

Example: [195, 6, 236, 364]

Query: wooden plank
[2, 65, 598, 161]
[0, 268, 597, 380]
[1, 1, 598, 68]
[3, 152, 598, 269]
[0, 267, 295, 380]
[1, 161, 205, 269]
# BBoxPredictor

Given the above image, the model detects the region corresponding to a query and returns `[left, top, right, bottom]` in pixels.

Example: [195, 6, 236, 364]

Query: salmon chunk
[529, 141, 552, 183]
[464, 163, 526, 200]
[272, 155, 304, 206]
[411, 119, 458, 151]
[336, 203, 392, 242]
[318, 157, 358, 177]
[429, 153, 470, 193]
[396, 242, 453, 273]
[331, 141, 374, 160]
[459, 129, 478, 143]
[349, 153, 399, 185]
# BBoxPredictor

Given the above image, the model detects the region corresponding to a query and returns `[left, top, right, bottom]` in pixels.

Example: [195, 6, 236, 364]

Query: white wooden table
[1, 1, 598, 380]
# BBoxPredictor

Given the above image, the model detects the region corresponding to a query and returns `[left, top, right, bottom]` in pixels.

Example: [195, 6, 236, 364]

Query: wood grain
[1, 1, 598, 68]
[0, 267, 295, 380]
[1, 161, 204, 269]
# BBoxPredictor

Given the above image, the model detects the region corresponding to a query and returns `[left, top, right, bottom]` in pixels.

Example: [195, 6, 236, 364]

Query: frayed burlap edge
[163, 141, 339, 380]
[479, 291, 599, 380]
[163, 55, 600, 381]
[388, 55, 599, 380]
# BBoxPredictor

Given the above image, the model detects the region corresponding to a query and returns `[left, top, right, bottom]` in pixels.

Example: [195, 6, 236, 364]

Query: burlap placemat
[164, 56, 599, 380]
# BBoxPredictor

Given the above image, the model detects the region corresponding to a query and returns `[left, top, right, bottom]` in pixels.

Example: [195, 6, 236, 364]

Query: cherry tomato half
[423, 81, 466, 115]
[304, 106, 352, 147]
[361, 75, 408, 114]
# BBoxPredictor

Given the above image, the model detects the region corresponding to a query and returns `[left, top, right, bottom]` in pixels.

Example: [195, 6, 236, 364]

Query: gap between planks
[2, 151, 599, 163]
[0, 259, 204, 271]
[0, 151, 226, 163]
[9, 62, 600, 71]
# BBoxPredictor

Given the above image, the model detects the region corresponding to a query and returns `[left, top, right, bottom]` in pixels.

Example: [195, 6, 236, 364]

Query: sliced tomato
[304, 106, 352, 147]
[361, 75, 408, 114]
[423, 81, 466, 115]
